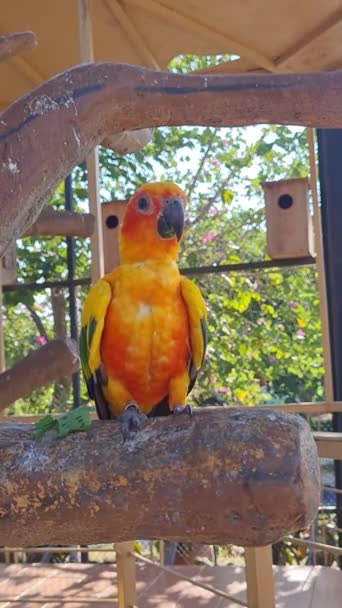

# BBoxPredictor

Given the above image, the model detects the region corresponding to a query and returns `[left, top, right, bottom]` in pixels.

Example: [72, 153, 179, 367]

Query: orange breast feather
[100, 262, 189, 412]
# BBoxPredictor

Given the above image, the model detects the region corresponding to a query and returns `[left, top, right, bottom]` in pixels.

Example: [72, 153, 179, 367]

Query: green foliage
[3, 53, 323, 414]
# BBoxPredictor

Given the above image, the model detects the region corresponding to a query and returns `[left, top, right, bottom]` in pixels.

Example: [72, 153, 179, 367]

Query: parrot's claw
[119, 402, 147, 441]
[173, 404, 192, 417]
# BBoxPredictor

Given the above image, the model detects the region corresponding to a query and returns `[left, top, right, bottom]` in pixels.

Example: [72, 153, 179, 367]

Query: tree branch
[0, 32, 37, 63]
[186, 128, 218, 200]
[22, 209, 95, 238]
[188, 172, 233, 229]
[2, 64, 342, 254]
[0, 339, 79, 411]
[24, 304, 49, 341]
[0, 408, 320, 547]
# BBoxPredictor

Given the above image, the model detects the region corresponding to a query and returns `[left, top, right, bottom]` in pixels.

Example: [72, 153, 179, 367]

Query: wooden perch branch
[2, 63, 342, 254]
[0, 31, 37, 63]
[0, 408, 320, 547]
[0, 338, 79, 411]
[22, 209, 95, 238]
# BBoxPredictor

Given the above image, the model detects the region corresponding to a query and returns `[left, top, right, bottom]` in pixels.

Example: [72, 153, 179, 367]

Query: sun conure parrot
[80, 182, 207, 439]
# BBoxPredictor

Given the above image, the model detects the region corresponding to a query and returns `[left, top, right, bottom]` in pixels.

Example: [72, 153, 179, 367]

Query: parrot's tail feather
[94, 383, 115, 420]
[187, 357, 198, 394]
[149, 364, 198, 418]
[149, 396, 171, 417]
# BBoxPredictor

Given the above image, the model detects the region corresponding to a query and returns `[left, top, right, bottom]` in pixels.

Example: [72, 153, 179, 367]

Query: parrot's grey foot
[173, 404, 192, 416]
[119, 402, 147, 441]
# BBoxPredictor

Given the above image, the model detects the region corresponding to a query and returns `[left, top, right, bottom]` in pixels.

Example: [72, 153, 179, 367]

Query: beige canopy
[2, 0, 342, 111]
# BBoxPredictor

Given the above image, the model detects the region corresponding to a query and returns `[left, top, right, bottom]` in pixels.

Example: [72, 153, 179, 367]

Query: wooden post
[116, 542, 137, 608]
[307, 128, 334, 402]
[79, 0, 104, 284]
[244, 547, 275, 608]
[307, 127, 333, 565]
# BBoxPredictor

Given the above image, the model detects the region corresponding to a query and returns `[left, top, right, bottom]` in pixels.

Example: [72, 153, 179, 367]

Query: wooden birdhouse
[263, 178, 315, 259]
[1, 242, 16, 285]
[101, 200, 128, 274]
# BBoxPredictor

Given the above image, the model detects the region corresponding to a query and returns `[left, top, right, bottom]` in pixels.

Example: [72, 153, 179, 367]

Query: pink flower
[257, 317, 266, 326]
[289, 301, 299, 310]
[218, 386, 231, 395]
[209, 208, 219, 217]
[202, 231, 217, 244]
[253, 281, 259, 291]
[296, 329, 305, 339]
[221, 138, 229, 146]
[211, 159, 220, 168]
[35, 335, 47, 345]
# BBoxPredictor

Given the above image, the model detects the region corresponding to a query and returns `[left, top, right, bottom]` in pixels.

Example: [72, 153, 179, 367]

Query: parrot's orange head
[120, 182, 187, 263]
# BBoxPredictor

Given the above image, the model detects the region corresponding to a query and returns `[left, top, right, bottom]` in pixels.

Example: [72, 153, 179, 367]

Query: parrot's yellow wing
[180, 275, 208, 391]
[79, 277, 113, 419]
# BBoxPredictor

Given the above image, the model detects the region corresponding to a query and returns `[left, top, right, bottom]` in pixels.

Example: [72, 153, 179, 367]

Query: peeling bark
[0, 408, 320, 547]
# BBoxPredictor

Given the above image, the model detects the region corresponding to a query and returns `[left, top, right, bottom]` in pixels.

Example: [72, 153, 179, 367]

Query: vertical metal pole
[64, 174, 81, 409]
[317, 128, 342, 567]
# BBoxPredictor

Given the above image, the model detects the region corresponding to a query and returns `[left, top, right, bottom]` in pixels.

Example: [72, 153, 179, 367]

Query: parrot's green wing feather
[80, 278, 113, 419]
[180, 275, 208, 392]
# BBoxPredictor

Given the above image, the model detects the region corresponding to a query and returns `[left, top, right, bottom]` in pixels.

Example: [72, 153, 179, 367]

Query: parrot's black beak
[157, 197, 184, 241]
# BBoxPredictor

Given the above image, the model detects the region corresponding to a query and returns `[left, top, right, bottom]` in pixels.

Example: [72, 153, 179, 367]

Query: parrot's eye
[136, 196, 151, 214]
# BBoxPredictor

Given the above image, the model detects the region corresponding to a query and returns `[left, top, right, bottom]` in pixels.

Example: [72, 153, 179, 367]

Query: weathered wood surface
[0, 32, 37, 63]
[22, 209, 95, 238]
[0, 408, 320, 547]
[0, 338, 79, 411]
[2, 64, 342, 255]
